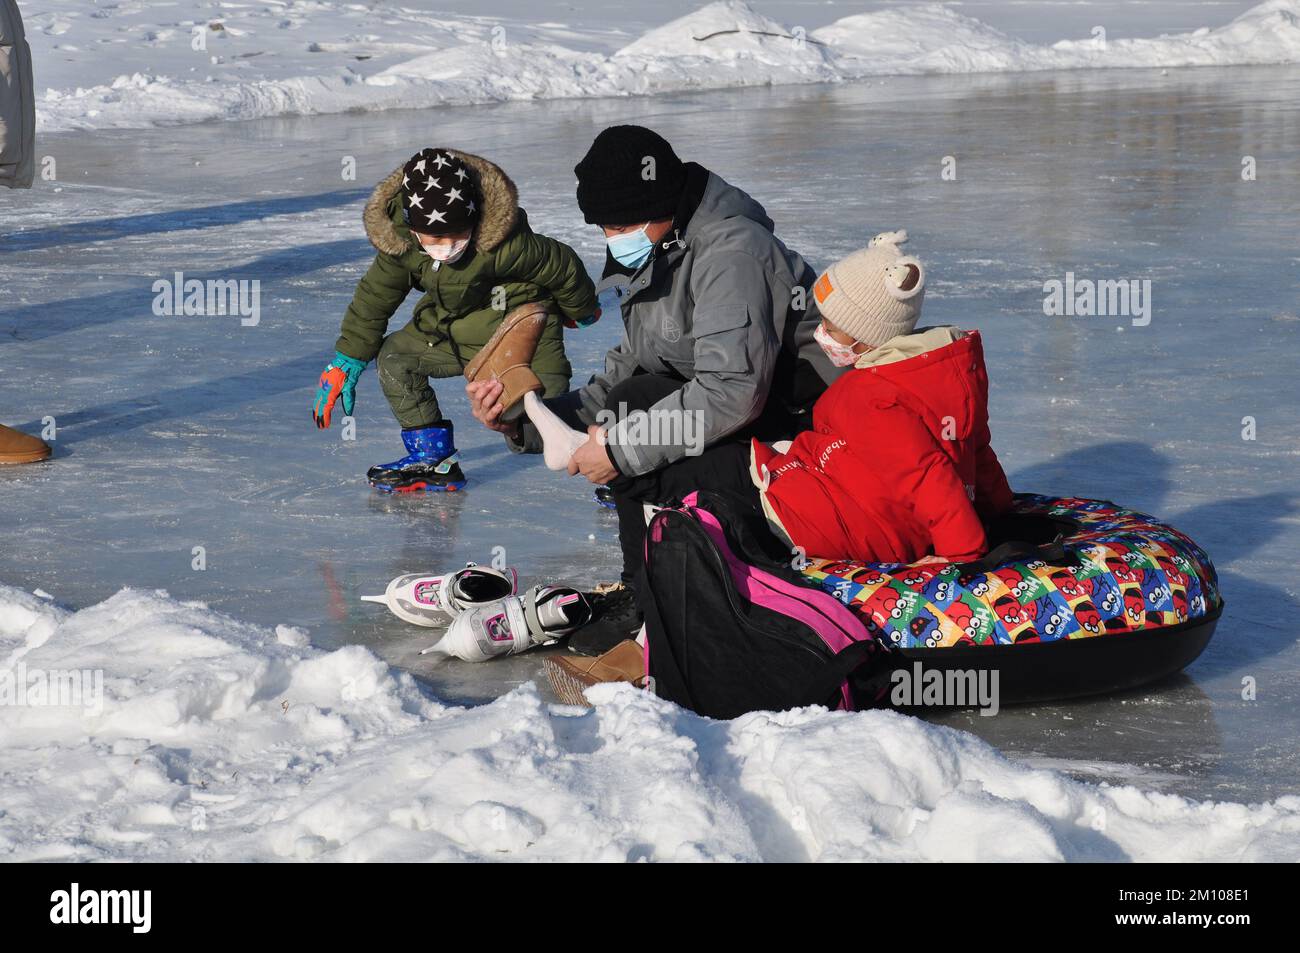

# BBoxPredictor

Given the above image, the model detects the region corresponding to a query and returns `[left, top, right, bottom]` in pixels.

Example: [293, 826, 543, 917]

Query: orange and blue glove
[564, 286, 625, 330]
[313, 351, 367, 429]
[563, 308, 601, 331]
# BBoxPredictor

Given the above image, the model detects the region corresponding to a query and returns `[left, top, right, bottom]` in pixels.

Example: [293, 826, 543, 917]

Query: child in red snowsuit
[751, 231, 1012, 564]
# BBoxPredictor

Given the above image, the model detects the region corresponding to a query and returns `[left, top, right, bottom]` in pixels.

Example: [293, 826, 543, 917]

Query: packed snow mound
[617, 0, 836, 69]
[816, 1, 1300, 72]
[2, 582, 1299, 862]
[27, 1, 1300, 133]
[612, 1, 838, 92]
[1032, 0, 1300, 70]
[813, 5, 1038, 69]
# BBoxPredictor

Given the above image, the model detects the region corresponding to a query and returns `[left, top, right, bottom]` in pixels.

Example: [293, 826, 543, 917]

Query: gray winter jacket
[0, 0, 35, 189]
[560, 167, 840, 477]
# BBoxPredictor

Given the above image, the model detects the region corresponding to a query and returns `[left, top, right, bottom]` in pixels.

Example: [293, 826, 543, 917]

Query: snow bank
[28, 1, 1300, 133]
[3, 582, 1298, 862]
[614, 1, 839, 91]
[819, 0, 1300, 73]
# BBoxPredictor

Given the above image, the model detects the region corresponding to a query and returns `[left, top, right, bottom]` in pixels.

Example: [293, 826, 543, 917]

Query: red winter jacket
[751, 328, 1012, 564]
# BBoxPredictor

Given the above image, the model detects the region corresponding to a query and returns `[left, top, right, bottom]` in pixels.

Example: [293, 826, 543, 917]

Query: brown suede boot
[545, 639, 646, 707]
[463, 302, 549, 412]
[0, 424, 51, 465]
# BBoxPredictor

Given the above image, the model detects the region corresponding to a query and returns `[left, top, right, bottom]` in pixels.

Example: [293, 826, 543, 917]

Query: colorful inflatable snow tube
[802, 494, 1223, 704]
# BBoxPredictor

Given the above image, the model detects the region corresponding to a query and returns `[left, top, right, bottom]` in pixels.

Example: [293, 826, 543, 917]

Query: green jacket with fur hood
[335, 150, 597, 366]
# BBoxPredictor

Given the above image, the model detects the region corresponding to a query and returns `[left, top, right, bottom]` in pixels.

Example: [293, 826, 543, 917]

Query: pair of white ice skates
[362, 564, 592, 662]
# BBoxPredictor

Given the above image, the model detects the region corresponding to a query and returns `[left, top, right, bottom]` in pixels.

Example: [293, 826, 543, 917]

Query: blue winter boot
[367, 423, 467, 493]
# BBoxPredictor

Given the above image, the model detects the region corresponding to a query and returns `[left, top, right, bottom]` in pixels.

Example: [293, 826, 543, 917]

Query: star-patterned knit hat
[400, 148, 481, 237]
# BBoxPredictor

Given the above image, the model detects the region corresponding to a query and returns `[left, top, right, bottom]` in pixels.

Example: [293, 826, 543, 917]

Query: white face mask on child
[422, 238, 470, 263]
[814, 322, 861, 367]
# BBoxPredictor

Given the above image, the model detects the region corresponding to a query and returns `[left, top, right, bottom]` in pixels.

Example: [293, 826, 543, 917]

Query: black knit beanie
[401, 148, 481, 236]
[574, 125, 688, 226]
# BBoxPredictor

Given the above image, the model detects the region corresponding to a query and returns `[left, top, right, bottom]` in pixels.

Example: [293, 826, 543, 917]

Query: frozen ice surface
[3, 65, 1299, 806]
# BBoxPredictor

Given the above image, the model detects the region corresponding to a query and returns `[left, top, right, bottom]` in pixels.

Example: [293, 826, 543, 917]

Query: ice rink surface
[3, 63, 1298, 804]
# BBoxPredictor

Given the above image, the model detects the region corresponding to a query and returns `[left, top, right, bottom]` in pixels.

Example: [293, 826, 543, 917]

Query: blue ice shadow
[1011, 440, 1298, 673]
[1169, 493, 1300, 676]
[0, 238, 373, 341]
[15, 353, 323, 446]
[0, 189, 370, 254]
[1010, 440, 1173, 513]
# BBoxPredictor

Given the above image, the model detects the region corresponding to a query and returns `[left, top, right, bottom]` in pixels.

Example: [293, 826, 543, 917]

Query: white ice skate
[419, 585, 593, 661]
[360, 563, 518, 628]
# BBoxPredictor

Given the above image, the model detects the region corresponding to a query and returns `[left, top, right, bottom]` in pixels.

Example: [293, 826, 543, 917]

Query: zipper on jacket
[661, 229, 686, 251]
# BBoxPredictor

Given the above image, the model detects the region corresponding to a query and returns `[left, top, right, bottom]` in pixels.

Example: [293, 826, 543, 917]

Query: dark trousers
[602, 373, 770, 589]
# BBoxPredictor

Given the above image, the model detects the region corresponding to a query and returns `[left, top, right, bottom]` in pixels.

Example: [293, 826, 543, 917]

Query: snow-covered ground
[3, 1, 1299, 861]
[25, 0, 1300, 132]
[5, 582, 1299, 861]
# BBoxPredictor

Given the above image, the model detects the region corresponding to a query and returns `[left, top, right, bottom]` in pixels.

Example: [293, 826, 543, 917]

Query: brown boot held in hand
[0, 424, 52, 465]
[545, 639, 646, 708]
[463, 301, 549, 412]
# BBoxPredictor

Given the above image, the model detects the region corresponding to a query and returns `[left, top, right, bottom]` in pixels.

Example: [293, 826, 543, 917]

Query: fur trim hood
[363, 149, 520, 256]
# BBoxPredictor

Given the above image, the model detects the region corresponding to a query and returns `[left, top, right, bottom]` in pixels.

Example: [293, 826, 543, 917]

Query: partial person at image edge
[0, 0, 35, 190]
[1, 1, 50, 465]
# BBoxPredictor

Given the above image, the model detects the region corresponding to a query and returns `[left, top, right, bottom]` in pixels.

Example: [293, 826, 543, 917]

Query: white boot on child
[524, 391, 590, 471]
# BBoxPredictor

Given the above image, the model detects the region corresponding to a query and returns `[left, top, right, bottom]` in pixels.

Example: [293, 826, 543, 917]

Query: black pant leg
[601, 373, 769, 587]
[601, 373, 687, 586]
[611, 439, 761, 585]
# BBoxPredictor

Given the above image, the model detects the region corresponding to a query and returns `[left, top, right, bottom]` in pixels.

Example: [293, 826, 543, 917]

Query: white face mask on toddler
[422, 237, 471, 264]
[813, 322, 863, 367]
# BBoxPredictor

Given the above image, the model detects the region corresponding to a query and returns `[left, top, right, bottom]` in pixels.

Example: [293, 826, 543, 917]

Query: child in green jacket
[313, 147, 598, 491]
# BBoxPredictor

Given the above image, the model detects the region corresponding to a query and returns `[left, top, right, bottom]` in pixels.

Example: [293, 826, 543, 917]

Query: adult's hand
[466, 379, 519, 436]
[567, 426, 618, 485]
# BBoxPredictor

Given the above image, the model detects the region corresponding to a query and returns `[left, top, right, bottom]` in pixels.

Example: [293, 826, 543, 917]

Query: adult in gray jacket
[0, 0, 35, 190]
[469, 125, 841, 651]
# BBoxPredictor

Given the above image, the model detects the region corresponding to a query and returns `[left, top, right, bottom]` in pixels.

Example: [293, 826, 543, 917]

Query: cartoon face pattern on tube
[802, 495, 1222, 650]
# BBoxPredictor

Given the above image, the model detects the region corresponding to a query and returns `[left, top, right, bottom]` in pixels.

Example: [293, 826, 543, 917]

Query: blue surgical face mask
[606, 225, 654, 269]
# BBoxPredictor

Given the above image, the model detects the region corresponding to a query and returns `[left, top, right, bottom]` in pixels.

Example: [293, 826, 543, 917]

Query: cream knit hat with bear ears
[812, 230, 926, 348]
